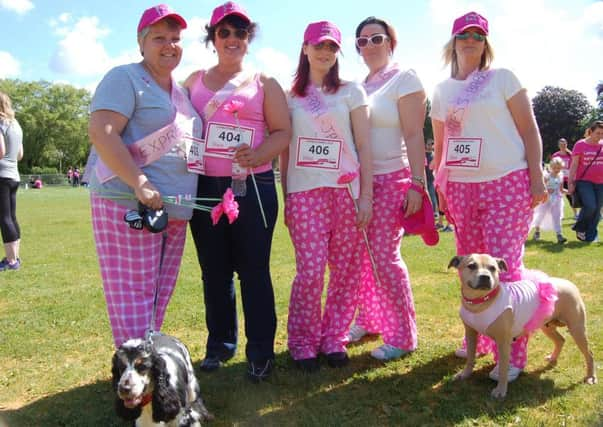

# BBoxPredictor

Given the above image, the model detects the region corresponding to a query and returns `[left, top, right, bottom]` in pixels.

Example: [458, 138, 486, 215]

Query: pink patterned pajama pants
[91, 195, 188, 348]
[447, 169, 533, 368]
[285, 187, 363, 360]
[355, 169, 417, 351]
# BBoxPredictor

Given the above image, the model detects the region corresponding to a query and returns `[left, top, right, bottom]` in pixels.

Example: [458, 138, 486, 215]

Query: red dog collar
[462, 286, 500, 305]
[140, 393, 153, 407]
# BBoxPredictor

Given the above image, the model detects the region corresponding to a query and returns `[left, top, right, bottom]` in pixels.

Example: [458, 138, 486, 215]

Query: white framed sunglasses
[355, 33, 389, 49]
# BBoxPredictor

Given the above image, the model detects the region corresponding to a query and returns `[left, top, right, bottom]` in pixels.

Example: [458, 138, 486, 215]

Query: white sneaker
[488, 364, 522, 382]
[347, 324, 368, 343]
[371, 343, 408, 361]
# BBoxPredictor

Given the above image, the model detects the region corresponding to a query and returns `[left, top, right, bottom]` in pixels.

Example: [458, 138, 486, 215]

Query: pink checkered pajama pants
[447, 169, 533, 368]
[285, 187, 363, 360]
[355, 169, 418, 351]
[91, 195, 188, 348]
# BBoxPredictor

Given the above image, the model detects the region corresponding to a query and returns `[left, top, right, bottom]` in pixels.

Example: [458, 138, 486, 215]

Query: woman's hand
[530, 177, 548, 208]
[403, 187, 423, 217]
[233, 144, 257, 168]
[356, 197, 373, 229]
[134, 178, 163, 210]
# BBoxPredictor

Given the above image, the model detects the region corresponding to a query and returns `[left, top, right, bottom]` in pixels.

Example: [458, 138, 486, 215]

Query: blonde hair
[442, 36, 494, 78]
[0, 91, 15, 121]
[549, 157, 564, 168]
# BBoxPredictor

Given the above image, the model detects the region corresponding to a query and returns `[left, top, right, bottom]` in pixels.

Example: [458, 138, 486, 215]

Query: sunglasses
[312, 41, 339, 53]
[355, 33, 389, 49]
[455, 31, 486, 42]
[216, 27, 249, 40]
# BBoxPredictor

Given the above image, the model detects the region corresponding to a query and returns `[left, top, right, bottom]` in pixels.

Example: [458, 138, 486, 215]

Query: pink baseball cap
[451, 11, 488, 36]
[304, 21, 341, 47]
[210, 1, 251, 26]
[137, 4, 187, 34]
[400, 184, 439, 246]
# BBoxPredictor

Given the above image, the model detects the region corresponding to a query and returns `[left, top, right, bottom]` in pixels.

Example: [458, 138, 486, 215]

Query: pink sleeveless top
[189, 71, 272, 177]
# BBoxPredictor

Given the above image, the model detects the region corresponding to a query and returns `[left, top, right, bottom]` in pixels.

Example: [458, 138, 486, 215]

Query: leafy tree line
[1, 78, 601, 173]
[0, 79, 91, 174]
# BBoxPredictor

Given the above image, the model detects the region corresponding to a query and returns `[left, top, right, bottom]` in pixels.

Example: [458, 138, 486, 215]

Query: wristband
[412, 175, 425, 187]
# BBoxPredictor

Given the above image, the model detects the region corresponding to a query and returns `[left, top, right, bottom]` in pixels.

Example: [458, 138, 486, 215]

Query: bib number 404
[218, 131, 241, 143]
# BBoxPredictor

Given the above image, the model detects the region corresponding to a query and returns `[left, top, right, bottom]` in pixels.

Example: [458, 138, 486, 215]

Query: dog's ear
[496, 258, 508, 272]
[151, 353, 181, 422]
[448, 255, 464, 270]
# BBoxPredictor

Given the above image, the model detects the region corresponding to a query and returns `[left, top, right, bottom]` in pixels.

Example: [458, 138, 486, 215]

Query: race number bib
[295, 137, 342, 170]
[187, 138, 206, 174]
[445, 137, 482, 169]
[205, 121, 255, 159]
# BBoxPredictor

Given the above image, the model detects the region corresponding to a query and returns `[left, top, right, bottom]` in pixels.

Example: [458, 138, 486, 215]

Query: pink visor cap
[304, 21, 341, 47]
[400, 184, 439, 246]
[138, 4, 187, 34]
[210, 1, 251, 26]
[451, 11, 488, 36]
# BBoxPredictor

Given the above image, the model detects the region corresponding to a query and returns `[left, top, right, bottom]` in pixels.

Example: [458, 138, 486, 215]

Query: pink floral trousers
[355, 169, 418, 351]
[285, 187, 363, 360]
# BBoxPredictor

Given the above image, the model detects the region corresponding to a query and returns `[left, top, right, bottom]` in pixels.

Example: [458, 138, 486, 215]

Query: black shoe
[326, 352, 349, 368]
[247, 359, 273, 383]
[295, 357, 320, 373]
[200, 351, 234, 372]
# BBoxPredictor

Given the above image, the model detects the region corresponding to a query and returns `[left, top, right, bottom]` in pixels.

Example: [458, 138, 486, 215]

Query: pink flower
[222, 100, 245, 114]
[211, 188, 240, 225]
[337, 170, 358, 185]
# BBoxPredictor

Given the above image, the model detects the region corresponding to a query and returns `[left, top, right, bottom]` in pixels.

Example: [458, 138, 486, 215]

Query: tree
[597, 81, 603, 116]
[423, 98, 433, 142]
[0, 79, 91, 173]
[532, 86, 593, 159]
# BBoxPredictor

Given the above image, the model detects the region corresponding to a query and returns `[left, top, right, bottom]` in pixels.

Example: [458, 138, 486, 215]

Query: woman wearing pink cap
[345, 16, 428, 361]
[281, 21, 372, 372]
[431, 11, 547, 381]
[88, 4, 200, 347]
[183, 1, 291, 382]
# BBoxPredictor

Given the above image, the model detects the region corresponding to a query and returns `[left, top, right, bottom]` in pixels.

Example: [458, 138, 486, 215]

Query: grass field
[0, 186, 601, 427]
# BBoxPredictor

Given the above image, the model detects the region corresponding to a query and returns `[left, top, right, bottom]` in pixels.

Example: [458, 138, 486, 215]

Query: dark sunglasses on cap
[355, 33, 389, 49]
[455, 31, 486, 42]
[216, 27, 249, 40]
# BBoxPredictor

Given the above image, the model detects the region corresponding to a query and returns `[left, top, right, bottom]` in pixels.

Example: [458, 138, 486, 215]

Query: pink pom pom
[337, 171, 358, 185]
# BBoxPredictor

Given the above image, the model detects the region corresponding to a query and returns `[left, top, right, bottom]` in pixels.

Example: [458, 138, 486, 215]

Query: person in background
[431, 11, 547, 381]
[184, 1, 291, 382]
[568, 120, 603, 242]
[0, 91, 23, 271]
[87, 4, 200, 347]
[346, 16, 425, 361]
[551, 137, 577, 218]
[282, 20, 372, 372]
[531, 157, 567, 243]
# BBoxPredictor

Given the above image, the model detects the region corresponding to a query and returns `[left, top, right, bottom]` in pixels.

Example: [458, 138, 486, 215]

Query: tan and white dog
[448, 254, 596, 399]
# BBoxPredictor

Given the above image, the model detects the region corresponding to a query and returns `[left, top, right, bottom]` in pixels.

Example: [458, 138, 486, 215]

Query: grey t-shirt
[0, 119, 22, 182]
[89, 63, 201, 220]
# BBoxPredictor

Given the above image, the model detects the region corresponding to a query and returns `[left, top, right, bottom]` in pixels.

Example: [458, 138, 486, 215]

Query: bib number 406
[308, 144, 329, 156]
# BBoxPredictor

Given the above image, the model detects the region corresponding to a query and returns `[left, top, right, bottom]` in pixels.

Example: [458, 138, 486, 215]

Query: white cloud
[0, 51, 21, 78]
[0, 0, 33, 14]
[49, 16, 113, 76]
[252, 47, 295, 89]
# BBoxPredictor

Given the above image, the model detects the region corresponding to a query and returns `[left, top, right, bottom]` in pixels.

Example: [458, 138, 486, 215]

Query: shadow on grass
[0, 350, 582, 427]
[525, 239, 597, 253]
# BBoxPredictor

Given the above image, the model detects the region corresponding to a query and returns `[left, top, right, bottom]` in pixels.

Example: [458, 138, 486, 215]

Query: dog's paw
[584, 375, 597, 385]
[490, 385, 507, 400]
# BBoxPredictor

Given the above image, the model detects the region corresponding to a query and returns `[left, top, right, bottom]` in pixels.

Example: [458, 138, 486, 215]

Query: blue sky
[2, 0, 603, 104]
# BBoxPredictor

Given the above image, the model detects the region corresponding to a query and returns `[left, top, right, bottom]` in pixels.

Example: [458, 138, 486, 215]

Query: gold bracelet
[411, 175, 425, 186]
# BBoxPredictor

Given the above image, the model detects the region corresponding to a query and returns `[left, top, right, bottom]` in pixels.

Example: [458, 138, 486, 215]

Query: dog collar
[140, 393, 153, 408]
[462, 286, 500, 305]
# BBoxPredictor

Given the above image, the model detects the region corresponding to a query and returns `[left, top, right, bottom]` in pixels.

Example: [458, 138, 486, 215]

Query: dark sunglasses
[455, 31, 486, 42]
[312, 41, 339, 53]
[216, 27, 249, 40]
[355, 33, 388, 49]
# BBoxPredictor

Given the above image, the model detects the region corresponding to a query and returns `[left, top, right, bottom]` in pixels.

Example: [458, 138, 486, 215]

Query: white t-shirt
[286, 81, 368, 195]
[431, 68, 527, 182]
[367, 69, 423, 175]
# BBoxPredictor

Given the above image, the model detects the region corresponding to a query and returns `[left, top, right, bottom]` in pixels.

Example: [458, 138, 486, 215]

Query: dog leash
[145, 230, 168, 345]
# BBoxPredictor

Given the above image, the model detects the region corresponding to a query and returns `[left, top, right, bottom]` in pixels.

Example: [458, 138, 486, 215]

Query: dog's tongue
[123, 396, 142, 408]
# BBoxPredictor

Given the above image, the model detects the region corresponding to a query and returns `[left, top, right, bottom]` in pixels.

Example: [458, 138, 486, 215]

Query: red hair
[290, 45, 342, 97]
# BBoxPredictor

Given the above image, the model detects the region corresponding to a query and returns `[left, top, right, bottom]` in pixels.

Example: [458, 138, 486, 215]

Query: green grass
[0, 186, 601, 426]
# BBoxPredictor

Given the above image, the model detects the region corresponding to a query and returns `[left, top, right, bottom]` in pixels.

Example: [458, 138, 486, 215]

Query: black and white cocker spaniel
[111, 333, 212, 426]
